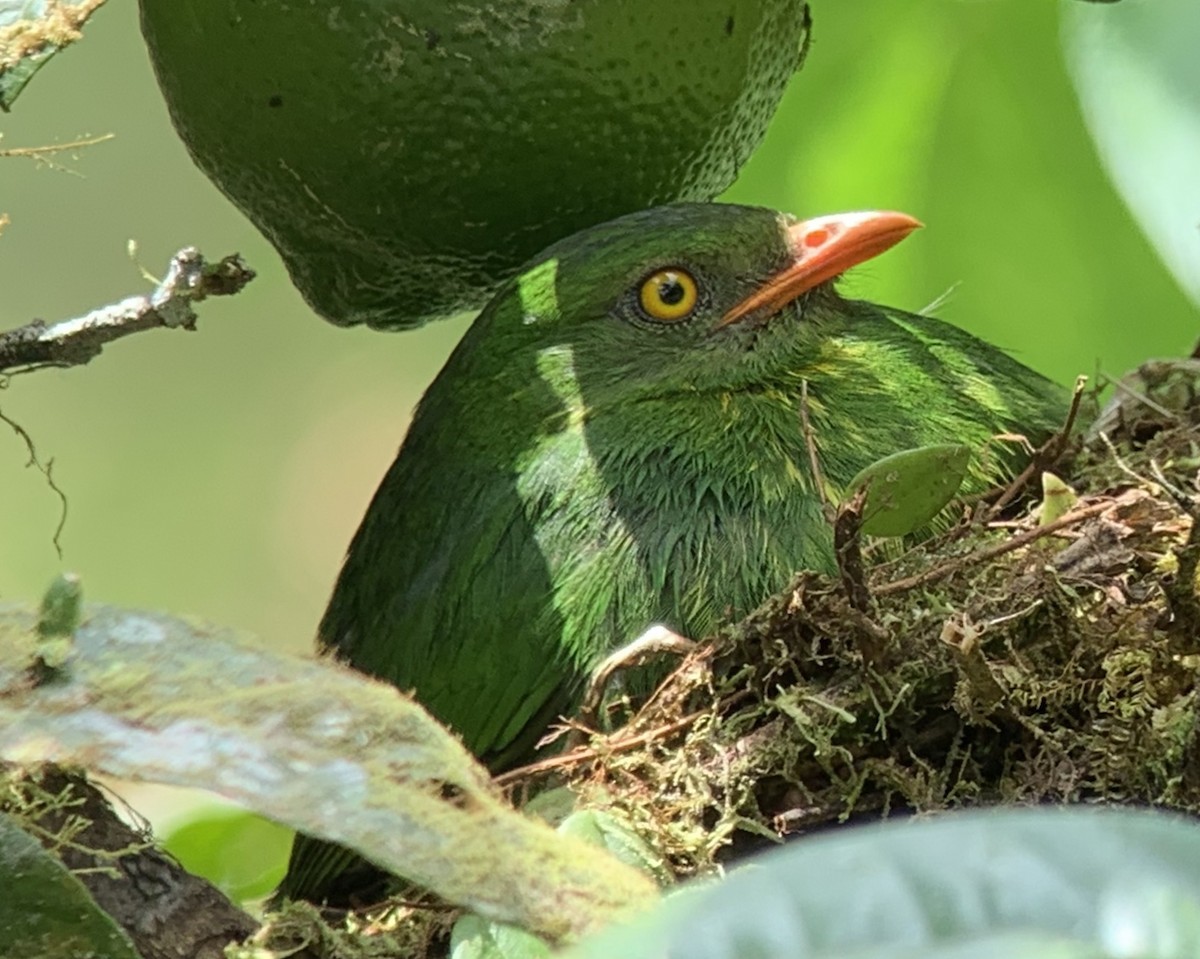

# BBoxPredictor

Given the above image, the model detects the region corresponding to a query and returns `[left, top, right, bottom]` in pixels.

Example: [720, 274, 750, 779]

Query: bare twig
[833, 488, 890, 665]
[0, 134, 114, 159]
[0, 248, 255, 375]
[876, 499, 1110, 597]
[0, 133, 115, 175]
[986, 374, 1087, 519]
[577, 625, 695, 732]
[497, 689, 754, 788]
[0, 404, 67, 557]
[835, 488, 871, 613]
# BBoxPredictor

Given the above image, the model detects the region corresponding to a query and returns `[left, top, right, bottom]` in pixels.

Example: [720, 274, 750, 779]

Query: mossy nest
[258, 362, 1200, 957]
[537, 361, 1200, 880]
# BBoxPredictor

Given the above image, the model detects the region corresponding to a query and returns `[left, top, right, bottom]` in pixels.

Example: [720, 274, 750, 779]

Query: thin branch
[0, 133, 115, 176]
[496, 689, 754, 788]
[0, 248, 255, 375]
[0, 134, 114, 159]
[875, 499, 1110, 596]
[986, 374, 1087, 519]
[0, 404, 68, 557]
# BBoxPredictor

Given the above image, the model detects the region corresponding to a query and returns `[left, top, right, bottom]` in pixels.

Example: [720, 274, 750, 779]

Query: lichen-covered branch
[0, 0, 109, 110]
[0, 603, 657, 945]
[0, 248, 255, 375]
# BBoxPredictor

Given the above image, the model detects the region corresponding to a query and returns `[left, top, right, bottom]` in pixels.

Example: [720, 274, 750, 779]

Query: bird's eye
[637, 269, 699, 322]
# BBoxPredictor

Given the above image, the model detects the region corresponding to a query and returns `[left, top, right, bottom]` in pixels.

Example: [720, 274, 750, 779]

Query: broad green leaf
[161, 806, 291, 904]
[0, 0, 106, 110]
[0, 812, 142, 959]
[0, 602, 656, 943]
[567, 806, 1200, 959]
[844, 444, 971, 537]
[1063, 0, 1200, 308]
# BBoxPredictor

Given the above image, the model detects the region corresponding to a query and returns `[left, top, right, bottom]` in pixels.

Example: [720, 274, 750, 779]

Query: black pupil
[658, 275, 686, 306]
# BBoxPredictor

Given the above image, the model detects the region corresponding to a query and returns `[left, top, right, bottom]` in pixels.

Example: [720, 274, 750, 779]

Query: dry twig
[0, 248, 254, 375]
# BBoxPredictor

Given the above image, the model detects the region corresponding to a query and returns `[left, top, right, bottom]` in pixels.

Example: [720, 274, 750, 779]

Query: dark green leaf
[0, 812, 142, 959]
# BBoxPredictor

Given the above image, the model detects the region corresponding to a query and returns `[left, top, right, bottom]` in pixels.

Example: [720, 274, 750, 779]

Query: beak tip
[718, 208, 924, 330]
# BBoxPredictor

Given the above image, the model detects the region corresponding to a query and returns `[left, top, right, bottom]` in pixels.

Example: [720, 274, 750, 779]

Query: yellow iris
[638, 269, 698, 322]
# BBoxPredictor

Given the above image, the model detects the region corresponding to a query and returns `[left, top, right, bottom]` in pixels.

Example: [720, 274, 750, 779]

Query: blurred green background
[1, 0, 1194, 899]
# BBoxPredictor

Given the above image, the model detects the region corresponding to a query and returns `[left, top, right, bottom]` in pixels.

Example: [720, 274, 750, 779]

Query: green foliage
[1064, 0, 1200, 309]
[450, 807, 673, 959]
[0, 811, 141, 959]
[558, 809, 672, 887]
[845, 444, 971, 537]
[31, 572, 81, 674]
[162, 806, 291, 903]
[4, 2, 1200, 956]
[1037, 472, 1078, 526]
[36, 572, 82, 638]
[566, 807, 1200, 959]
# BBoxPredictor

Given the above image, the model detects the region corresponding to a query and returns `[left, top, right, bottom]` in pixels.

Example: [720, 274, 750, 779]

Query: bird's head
[467, 202, 920, 406]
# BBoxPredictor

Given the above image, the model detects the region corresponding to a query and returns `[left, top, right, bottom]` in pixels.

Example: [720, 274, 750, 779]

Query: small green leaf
[37, 573, 82, 639]
[449, 915, 551, 959]
[844, 444, 971, 537]
[162, 806, 291, 903]
[31, 573, 82, 676]
[0, 812, 142, 959]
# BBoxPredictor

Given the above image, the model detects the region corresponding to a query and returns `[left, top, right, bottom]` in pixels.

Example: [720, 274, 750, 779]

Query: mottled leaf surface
[0, 604, 655, 942]
[567, 807, 1200, 959]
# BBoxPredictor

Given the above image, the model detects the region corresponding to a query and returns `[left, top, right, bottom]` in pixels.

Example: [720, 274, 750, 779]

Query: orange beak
[714, 210, 922, 330]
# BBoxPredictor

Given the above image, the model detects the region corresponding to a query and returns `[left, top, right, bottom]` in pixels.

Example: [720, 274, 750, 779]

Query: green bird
[279, 202, 1068, 903]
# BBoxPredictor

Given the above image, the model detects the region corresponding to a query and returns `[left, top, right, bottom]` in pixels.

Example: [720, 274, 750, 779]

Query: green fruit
[139, 1, 811, 329]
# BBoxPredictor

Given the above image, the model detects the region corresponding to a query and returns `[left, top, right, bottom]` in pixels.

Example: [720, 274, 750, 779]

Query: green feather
[279, 203, 1068, 902]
